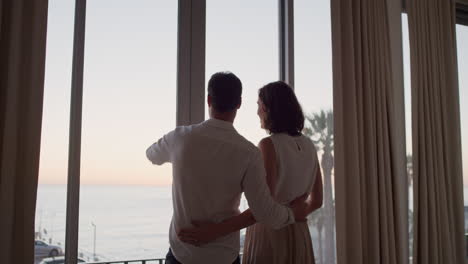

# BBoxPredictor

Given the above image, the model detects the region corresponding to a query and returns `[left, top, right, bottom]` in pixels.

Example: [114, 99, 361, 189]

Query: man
[146, 72, 310, 264]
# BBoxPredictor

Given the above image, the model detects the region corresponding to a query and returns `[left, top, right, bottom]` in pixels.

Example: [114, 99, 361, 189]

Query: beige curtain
[407, 0, 466, 263]
[0, 1, 48, 263]
[331, 0, 408, 263]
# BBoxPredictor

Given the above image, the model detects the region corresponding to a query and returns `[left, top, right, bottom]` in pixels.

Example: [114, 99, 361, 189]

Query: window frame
[59, 0, 447, 262]
[61, 0, 297, 262]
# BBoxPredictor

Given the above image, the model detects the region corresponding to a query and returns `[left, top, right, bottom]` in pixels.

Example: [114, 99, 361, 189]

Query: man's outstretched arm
[146, 131, 174, 165]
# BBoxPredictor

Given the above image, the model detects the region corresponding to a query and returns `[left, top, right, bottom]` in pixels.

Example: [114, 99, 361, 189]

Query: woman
[179, 81, 323, 264]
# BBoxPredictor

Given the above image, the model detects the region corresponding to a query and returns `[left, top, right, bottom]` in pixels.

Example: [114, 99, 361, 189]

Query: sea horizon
[35, 184, 468, 262]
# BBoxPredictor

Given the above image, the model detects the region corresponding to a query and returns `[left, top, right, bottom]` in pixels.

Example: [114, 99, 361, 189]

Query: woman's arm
[178, 209, 255, 246]
[177, 209, 255, 246]
[308, 165, 323, 213]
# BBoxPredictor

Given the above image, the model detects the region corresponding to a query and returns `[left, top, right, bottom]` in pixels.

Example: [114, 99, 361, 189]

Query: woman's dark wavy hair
[258, 81, 304, 136]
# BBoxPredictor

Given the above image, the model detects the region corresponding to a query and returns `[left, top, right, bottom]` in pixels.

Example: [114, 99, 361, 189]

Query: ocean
[35, 185, 249, 262]
[35, 185, 468, 262]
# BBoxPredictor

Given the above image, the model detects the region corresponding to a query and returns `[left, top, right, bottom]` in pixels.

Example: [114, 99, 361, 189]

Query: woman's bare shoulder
[258, 136, 274, 149]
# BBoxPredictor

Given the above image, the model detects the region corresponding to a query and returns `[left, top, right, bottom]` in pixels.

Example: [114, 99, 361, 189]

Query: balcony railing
[89, 259, 165, 264]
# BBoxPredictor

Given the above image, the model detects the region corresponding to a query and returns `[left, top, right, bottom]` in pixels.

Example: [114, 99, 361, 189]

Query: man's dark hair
[258, 81, 304, 136]
[207, 72, 242, 113]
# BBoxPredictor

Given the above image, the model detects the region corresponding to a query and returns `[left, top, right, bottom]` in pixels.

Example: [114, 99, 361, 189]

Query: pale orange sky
[38, 1, 468, 187]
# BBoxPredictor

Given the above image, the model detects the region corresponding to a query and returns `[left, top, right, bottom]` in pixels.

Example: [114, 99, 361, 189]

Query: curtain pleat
[407, 0, 465, 263]
[331, 0, 408, 263]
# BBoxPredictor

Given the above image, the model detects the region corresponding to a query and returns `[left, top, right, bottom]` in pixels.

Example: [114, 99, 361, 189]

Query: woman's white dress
[242, 133, 320, 264]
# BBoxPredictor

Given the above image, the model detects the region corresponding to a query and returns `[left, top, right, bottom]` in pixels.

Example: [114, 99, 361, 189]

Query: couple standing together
[146, 72, 323, 264]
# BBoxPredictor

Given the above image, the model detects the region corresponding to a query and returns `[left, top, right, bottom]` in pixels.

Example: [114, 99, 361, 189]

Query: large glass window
[205, 0, 278, 251]
[34, 1, 75, 263]
[401, 14, 414, 261]
[79, 1, 177, 261]
[294, 1, 335, 263]
[205, 0, 278, 145]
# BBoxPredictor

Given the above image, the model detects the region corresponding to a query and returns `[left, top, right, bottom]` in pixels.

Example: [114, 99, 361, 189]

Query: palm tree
[407, 155, 414, 258]
[408, 209, 414, 257]
[407, 154, 413, 186]
[304, 110, 335, 264]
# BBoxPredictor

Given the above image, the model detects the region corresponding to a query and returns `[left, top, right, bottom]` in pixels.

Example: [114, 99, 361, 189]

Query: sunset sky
[38, 0, 468, 187]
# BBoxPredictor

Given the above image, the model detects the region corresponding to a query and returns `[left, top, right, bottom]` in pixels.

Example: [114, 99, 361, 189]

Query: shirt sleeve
[241, 150, 295, 229]
[146, 131, 175, 165]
